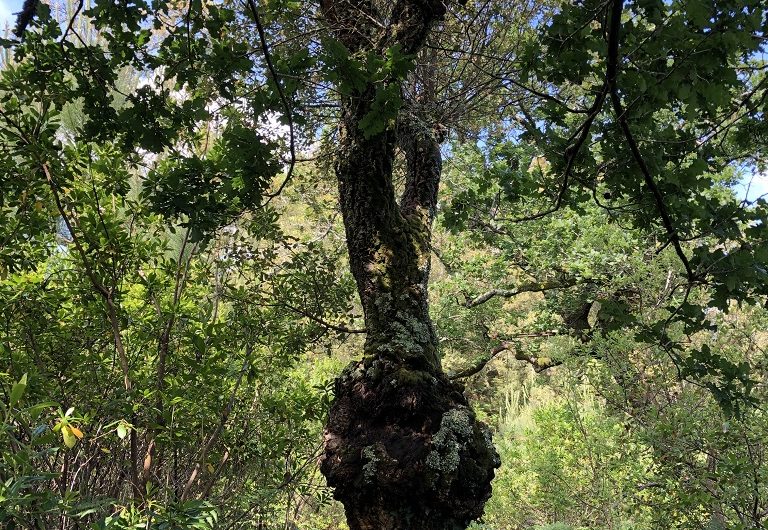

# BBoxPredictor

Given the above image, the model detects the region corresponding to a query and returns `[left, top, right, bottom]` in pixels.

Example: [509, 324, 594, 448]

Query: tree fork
[318, 2, 499, 527]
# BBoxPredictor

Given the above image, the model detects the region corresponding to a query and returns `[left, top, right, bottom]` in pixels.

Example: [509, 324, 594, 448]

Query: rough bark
[322, 356, 499, 530]
[318, 2, 499, 528]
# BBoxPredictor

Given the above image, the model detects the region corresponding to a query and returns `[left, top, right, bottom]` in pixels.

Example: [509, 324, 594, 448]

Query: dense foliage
[1, 0, 767, 528]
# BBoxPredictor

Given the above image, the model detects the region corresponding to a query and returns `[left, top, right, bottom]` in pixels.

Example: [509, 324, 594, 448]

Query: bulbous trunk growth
[318, 2, 500, 527]
[321, 357, 499, 530]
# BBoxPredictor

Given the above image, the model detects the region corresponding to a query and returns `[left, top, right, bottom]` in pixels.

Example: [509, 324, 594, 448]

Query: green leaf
[192, 335, 206, 356]
[9, 373, 27, 406]
[359, 83, 402, 138]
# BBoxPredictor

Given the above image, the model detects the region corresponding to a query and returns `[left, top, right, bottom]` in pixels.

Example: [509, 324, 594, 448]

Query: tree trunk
[318, 2, 499, 528]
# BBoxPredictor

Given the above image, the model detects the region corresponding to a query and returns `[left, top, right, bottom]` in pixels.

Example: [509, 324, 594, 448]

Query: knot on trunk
[320, 357, 500, 530]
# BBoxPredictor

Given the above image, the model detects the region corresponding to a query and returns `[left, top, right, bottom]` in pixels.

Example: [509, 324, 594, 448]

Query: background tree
[0, 2, 352, 527]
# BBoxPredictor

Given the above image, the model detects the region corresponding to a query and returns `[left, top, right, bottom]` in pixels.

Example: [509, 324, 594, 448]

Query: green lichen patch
[362, 445, 380, 482]
[425, 407, 474, 475]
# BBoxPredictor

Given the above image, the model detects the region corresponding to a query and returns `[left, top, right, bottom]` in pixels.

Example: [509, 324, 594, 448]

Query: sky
[0, 0, 21, 33]
[735, 170, 768, 203]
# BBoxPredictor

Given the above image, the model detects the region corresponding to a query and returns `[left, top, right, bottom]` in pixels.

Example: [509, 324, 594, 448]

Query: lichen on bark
[321, 357, 499, 530]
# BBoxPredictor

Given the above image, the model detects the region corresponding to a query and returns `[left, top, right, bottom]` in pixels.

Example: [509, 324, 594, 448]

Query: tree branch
[43, 162, 140, 497]
[500, 81, 608, 223]
[13, 0, 39, 38]
[245, 0, 297, 202]
[448, 344, 509, 380]
[448, 337, 562, 380]
[181, 344, 254, 501]
[389, 0, 447, 54]
[605, 0, 695, 282]
[399, 118, 443, 223]
[275, 301, 367, 334]
[464, 279, 587, 308]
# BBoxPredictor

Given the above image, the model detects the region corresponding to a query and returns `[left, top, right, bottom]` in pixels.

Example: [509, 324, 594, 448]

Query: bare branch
[448, 344, 509, 380]
[448, 337, 562, 380]
[274, 301, 367, 334]
[61, 0, 84, 44]
[464, 279, 587, 308]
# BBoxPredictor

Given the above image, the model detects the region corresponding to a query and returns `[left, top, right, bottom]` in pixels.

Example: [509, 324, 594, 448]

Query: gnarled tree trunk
[319, 2, 499, 528]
